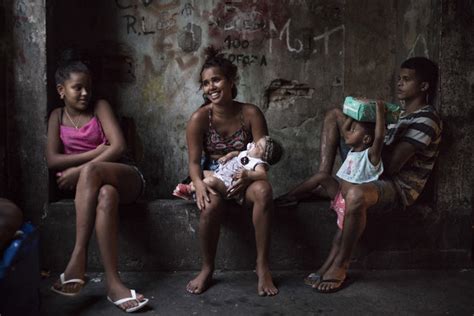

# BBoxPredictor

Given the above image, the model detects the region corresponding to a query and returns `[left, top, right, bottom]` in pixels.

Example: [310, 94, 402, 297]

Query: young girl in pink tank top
[46, 50, 148, 313]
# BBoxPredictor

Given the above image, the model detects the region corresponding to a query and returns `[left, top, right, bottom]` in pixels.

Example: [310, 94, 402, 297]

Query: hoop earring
[425, 93, 429, 105]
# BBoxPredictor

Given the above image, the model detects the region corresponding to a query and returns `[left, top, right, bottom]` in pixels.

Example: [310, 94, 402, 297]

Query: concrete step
[40, 200, 472, 272]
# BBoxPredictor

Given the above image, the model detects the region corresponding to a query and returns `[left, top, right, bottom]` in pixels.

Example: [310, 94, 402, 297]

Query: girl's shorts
[330, 189, 346, 230]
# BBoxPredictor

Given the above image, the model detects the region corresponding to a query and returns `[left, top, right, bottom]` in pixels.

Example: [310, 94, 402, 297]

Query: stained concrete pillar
[4, 0, 47, 223]
[437, 0, 474, 233]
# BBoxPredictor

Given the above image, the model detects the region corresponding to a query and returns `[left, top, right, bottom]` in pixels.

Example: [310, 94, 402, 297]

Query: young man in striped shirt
[280, 57, 442, 293]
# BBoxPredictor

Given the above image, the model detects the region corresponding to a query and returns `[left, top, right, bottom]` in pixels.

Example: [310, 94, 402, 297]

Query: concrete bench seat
[40, 199, 472, 272]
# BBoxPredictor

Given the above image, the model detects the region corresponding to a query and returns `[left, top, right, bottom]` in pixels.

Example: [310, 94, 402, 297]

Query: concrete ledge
[40, 199, 472, 272]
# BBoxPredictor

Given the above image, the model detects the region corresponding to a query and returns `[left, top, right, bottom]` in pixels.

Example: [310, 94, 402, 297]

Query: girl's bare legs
[317, 183, 379, 292]
[295, 174, 339, 286]
[245, 180, 278, 296]
[187, 192, 225, 294]
[57, 162, 146, 310]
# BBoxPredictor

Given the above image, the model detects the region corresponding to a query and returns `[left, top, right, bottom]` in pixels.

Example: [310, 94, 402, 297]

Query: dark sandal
[314, 278, 346, 293]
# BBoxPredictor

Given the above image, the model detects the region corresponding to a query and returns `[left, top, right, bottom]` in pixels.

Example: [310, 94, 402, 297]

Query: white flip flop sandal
[50, 272, 86, 297]
[107, 289, 149, 313]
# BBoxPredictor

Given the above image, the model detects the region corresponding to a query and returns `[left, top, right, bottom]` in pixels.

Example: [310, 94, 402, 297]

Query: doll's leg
[202, 176, 227, 196]
[316, 183, 379, 293]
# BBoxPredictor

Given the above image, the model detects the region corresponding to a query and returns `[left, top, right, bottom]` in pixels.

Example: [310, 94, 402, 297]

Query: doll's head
[248, 136, 283, 165]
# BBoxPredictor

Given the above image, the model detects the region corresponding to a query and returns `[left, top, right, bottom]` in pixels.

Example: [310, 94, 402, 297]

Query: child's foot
[256, 266, 279, 296]
[186, 269, 213, 294]
[173, 183, 193, 200]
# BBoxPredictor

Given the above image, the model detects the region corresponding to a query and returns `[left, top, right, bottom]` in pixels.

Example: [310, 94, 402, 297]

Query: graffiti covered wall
[49, 0, 345, 197]
[0, 0, 467, 227]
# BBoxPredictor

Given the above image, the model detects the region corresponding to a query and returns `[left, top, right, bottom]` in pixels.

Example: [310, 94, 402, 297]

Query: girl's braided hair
[199, 46, 239, 103]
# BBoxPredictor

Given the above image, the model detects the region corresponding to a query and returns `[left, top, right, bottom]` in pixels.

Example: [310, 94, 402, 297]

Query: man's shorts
[369, 179, 405, 213]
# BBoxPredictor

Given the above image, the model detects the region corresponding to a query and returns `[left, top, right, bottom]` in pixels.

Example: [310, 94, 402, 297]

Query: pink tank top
[60, 116, 107, 154]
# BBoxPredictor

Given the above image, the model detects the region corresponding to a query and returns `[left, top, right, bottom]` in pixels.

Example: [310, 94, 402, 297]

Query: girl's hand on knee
[56, 167, 80, 191]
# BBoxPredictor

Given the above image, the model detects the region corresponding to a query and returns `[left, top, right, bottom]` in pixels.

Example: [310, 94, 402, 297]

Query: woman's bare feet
[256, 265, 278, 296]
[186, 268, 213, 294]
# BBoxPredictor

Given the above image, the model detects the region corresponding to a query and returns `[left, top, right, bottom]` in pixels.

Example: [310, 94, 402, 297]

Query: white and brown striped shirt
[384, 105, 442, 206]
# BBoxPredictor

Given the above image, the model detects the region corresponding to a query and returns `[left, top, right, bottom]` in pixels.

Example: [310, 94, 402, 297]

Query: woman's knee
[97, 185, 119, 213]
[248, 181, 273, 204]
[200, 196, 224, 220]
[203, 176, 218, 187]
